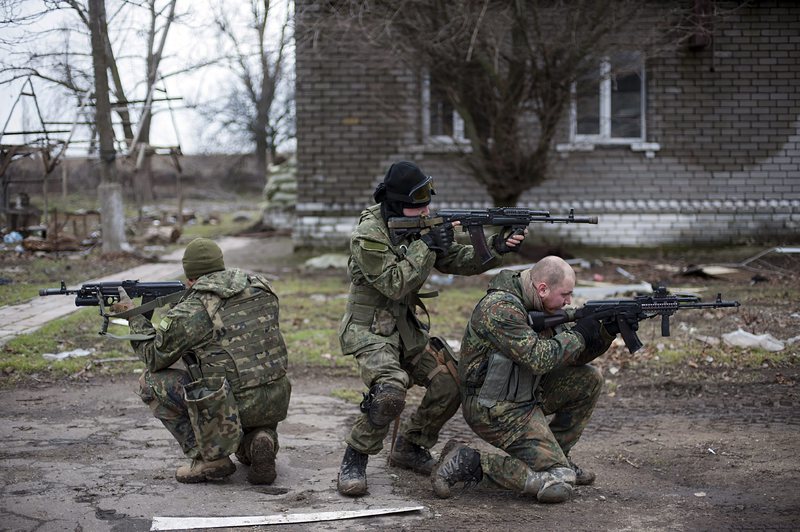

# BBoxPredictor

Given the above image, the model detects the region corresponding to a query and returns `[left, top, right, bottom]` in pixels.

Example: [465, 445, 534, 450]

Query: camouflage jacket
[339, 204, 503, 356]
[129, 269, 287, 387]
[459, 270, 613, 392]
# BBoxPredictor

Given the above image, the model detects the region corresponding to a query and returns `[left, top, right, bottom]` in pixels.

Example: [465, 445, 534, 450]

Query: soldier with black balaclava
[336, 161, 526, 496]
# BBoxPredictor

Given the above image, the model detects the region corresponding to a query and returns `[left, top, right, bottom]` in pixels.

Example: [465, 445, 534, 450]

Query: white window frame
[559, 55, 660, 157]
[421, 70, 466, 145]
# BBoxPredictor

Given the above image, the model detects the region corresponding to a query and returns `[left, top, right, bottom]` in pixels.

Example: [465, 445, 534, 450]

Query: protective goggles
[401, 176, 436, 205]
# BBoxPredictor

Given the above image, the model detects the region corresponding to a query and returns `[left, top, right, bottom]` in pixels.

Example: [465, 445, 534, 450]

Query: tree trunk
[89, 0, 126, 253]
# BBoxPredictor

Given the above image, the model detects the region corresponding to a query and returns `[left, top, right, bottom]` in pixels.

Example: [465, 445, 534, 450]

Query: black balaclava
[373, 161, 435, 222]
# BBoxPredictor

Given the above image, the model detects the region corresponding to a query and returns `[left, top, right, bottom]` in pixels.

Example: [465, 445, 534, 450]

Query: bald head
[521, 256, 576, 313]
[529, 256, 574, 286]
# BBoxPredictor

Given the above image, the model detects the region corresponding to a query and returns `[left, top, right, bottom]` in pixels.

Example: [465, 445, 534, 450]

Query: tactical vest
[473, 320, 570, 408]
[188, 281, 287, 392]
[345, 205, 432, 354]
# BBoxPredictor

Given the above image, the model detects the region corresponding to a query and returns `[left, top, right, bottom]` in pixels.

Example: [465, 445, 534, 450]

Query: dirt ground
[1, 238, 799, 531]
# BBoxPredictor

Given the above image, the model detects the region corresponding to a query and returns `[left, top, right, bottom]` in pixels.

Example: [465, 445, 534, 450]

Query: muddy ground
[1, 238, 799, 531]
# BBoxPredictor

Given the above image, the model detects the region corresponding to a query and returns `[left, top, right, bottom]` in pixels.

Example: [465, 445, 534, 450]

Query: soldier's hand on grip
[420, 222, 455, 255]
[493, 226, 527, 254]
[571, 316, 603, 346]
[111, 286, 135, 313]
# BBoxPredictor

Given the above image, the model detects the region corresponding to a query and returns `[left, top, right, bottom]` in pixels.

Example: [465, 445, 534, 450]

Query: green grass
[181, 210, 262, 240]
[0, 251, 145, 307]
[3, 252, 796, 387]
[0, 308, 139, 384]
[331, 388, 364, 404]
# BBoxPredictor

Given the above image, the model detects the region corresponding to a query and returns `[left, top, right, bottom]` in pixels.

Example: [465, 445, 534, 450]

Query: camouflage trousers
[346, 342, 460, 455]
[138, 368, 291, 461]
[462, 364, 603, 493]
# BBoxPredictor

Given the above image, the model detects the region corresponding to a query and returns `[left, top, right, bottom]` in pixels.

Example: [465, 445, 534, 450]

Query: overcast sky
[0, 0, 293, 157]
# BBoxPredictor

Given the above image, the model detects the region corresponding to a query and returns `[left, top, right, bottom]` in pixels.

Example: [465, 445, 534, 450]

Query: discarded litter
[3, 231, 23, 244]
[721, 329, 785, 352]
[43, 348, 96, 361]
[428, 274, 454, 286]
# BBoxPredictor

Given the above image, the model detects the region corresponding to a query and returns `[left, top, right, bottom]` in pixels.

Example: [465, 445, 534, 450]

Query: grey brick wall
[294, 1, 800, 249]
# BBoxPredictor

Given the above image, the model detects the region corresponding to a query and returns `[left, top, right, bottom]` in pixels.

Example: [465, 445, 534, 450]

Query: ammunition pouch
[184, 377, 243, 461]
[416, 336, 459, 386]
[476, 352, 539, 409]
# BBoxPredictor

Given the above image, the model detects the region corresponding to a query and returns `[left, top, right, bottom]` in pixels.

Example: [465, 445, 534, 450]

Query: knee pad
[360, 383, 406, 428]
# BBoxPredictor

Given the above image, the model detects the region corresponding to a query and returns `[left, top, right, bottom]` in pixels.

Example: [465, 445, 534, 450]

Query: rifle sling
[101, 290, 188, 341]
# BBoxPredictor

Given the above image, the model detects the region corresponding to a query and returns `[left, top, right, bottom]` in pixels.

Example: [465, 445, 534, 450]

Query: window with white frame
[571, 52, 645, 144]
[421, 70, 466, 143]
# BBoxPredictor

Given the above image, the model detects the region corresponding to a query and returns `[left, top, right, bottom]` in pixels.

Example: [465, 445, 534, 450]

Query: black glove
[602, 314, 639, 337]
[420, 222, 455, 255]
[571, 316, 603, 346]
[493, 226, 523, 254]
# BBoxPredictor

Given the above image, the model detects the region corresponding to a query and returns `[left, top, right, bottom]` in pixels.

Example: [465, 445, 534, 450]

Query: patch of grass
[182, 210, 262, 240]
[284, 328, 352, 368]
[331, 388, 364, 404]
[0, 308, 140, 385]
[0, 251, 145, 307]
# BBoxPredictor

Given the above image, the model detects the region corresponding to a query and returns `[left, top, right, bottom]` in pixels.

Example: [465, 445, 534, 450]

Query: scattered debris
[615, 266, 637, 281]
[428, 274, 454, 286]
[680, 265, 741, 279]
[303, 253, 349, 270]
[151, 506, 425, 531]
[573, 282, 652, 300]
[42, 348, 96, 361]
[721, 329, 785, 352]
[693, 334, 720, 346]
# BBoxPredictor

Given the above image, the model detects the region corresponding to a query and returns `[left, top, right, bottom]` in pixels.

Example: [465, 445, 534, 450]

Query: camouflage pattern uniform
[128, 268, 291, 462]
[340, 204, 503, 455]
[459, 270, 612, 493]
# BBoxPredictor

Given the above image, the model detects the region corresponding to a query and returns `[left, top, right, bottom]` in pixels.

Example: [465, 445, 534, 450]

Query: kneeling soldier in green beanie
[113, 237, 291, 484]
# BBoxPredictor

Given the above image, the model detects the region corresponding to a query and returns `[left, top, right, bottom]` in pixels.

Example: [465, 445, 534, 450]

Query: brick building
[294, 1, 799, 249]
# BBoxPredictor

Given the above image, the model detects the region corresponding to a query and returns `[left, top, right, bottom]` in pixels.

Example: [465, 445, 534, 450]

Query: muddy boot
[337, 445, 368, 496]
[568, 458, 596, 486]
[389, 435, 437, 475]
[247, 431, 277, 485]
[523, 467, 574, 503]
[175, 456, 236, 483]
[431, 439, 482, 499]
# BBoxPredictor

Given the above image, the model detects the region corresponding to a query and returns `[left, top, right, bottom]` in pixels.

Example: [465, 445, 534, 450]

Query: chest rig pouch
[192, 284, 288, 392]
[477, 352, 539, 409]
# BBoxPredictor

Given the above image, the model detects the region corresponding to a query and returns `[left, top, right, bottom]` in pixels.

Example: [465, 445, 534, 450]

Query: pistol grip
[618, 316, 643, 354]
[466, 225, 493, 264]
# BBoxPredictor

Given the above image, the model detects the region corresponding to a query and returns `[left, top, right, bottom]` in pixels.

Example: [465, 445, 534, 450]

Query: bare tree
[1, 0, 187, 203]
[327, 0, 693, 206]
[88, 0, 126, 252]
[205, 0, 294, 179]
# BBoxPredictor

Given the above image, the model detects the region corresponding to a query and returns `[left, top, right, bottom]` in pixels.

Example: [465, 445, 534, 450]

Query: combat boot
[523, 467, 574, 503]
[389, 435, 437, 475]
[431, 439, 482, 499]
[247, 431, 277, 485]
[337, 445, 368, 496]
[175, 456, 236, 483]
[568, 458, 596, 486]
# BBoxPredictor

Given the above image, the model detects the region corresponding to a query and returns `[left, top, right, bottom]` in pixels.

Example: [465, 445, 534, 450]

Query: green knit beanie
[182, 238, 225, 280]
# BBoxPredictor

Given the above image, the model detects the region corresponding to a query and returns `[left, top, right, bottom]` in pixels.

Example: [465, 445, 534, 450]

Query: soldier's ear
[536, 282, 549, 298]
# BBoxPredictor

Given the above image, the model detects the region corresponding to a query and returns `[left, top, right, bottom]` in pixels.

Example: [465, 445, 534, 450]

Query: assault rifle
[527, 285, 740, 354]
[388, 208, 598, 264]
[39, 280, 186, 335]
